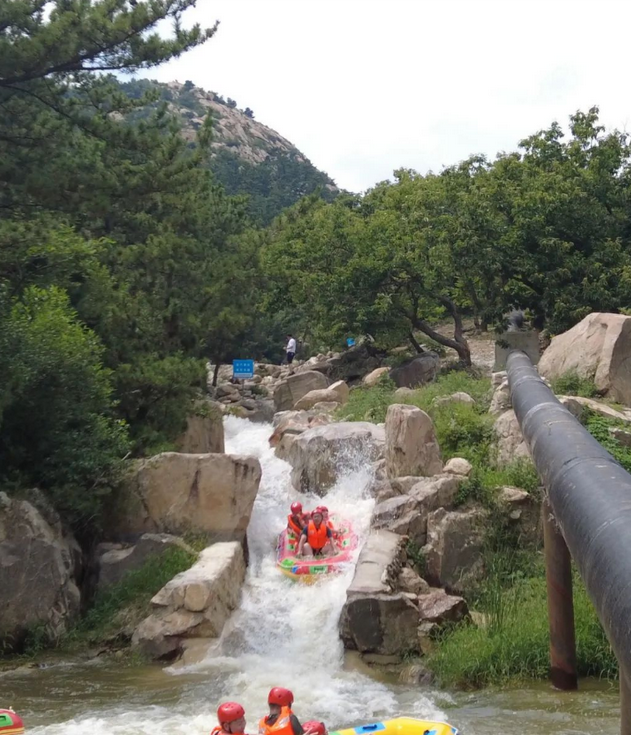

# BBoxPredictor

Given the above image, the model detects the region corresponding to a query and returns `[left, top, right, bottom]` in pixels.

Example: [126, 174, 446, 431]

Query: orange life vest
[307, 519, 328, 550]
[259, 707, 295, 735]
[287, 514, 302, 536]
[211, 728, 224, 735]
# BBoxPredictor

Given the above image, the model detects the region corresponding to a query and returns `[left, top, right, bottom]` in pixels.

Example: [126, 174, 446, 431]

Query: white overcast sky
[140, 0, 631, 192]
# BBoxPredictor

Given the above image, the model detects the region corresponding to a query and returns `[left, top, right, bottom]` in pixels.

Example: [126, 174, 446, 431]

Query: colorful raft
[330, 717, 458, 735]
[276, 514, 358, 583]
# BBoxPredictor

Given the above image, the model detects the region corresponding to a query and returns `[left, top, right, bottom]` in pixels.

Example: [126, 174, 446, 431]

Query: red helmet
[318, 506, 329, 513]
[217, 702, 245, 725]
[0, 710, 24, 734]
[268, 686, 294, 706]
[290, 502, 303, 514]
[304, 722, 327, 735]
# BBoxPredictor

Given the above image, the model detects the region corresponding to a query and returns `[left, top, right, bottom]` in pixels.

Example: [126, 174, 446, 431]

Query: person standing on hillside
[285, 334, 297, 365]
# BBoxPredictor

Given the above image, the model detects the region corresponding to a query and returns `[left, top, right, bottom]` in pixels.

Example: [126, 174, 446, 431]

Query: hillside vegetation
[120, 78, 339, 225]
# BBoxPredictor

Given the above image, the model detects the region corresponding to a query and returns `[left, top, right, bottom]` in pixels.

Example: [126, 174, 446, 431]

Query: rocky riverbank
[3, 313, 629, 685]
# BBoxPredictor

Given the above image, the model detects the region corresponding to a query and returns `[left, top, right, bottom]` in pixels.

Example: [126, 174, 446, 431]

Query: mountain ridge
[120, 78, 339, 224]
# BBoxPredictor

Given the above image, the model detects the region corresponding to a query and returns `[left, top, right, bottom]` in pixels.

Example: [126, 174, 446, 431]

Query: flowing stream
[1, 418, 620, 733]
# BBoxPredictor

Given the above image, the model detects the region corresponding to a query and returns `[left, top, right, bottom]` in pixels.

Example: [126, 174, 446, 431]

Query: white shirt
[286, 338, 297, 353]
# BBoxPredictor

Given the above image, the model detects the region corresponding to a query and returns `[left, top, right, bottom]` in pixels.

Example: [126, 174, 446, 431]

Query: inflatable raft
[330, 717, 458, 735]
[276, 514, 358, 583]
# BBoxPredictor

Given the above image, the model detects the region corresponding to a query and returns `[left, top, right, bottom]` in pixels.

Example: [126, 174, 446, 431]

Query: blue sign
[346, 337, 356, 347]
[233, 359, 254, 380]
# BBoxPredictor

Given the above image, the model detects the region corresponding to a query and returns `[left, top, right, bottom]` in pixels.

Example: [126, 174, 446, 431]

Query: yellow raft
[330, 717, 458, 735]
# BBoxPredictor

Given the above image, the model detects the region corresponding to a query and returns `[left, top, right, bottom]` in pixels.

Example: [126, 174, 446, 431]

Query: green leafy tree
[0, 286, 129, 537]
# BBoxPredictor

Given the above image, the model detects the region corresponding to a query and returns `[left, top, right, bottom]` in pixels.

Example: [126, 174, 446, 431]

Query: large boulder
[175, 404, 224, 454]
[385, 404, 442, 479]
[273, 371, 330, 412]
[558, 395, 631, 423]
[326, 341, 385, 383]
[489, 376, 511, 416]
[268, 410, 332, 460]
[340, 530, 419, 656]
[363, 367, 390, 387]
[539, 312, 631, 405]
[96, 534, 196, 592]
[111, 453, 261, 540]
[423, 507, 487, 594]
[372, 475, 462, 546]
[287, 422, 385, 494]
[132, 541, 244, 660]
[389, 353, 440, 389]
[498, 486, 541, 547]
[493, 409, 530, 467]
[0, 493, 80, 648]
[417, 589, 469, 624]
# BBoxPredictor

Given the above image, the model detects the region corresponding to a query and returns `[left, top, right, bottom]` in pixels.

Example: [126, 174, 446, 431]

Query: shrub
[431, 403, 494, 461]
[551, 372, 600, 398]
[66, 547, 197, 647]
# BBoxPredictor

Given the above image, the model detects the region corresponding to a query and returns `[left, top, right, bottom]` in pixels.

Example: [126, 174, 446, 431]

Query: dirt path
[433, 318, 496, 372]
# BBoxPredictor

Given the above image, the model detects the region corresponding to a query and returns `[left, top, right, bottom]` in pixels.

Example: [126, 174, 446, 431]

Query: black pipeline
[507, 350, 631, 730]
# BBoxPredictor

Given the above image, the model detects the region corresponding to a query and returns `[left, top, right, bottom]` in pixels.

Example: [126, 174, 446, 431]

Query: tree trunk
[408, 331, 425, 354]
[412, 299, 471, 366]
[212, 360, 221, 388]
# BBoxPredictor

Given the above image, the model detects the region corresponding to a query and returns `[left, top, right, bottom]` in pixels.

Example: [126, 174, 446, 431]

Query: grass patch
[456, 459, 541, 508]
[64, 546, 197, 649]
[550, 372, 600, 398]
[336, 376, 396, 422]
[427, 570, 617, 688]
[337, 371, 491, 425]
[583, 409, 631, 473]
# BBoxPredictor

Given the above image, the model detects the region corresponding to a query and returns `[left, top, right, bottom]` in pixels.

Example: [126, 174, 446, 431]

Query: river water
[1, 418, 620, 734]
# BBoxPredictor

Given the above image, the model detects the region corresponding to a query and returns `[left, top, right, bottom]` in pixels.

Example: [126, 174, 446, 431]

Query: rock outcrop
[293, 380, 349, 411]
[112, 453, 261, 540]
[443, 457, 473, 477]
[132, 541, 244, 660]
[493, 409, 530, 466]
[417, 589, 469, 624]
[423, 507, 487, 594]
[96, 534, 196, 592]
[268, 410, 332, 460]
[558, 395, 631, 423]
[326, 341, 385, 383]
[433, 392, 475, 408]
[340, 531, 420, 657]
[175, 405, 225, 454]
[287, 421, 385, 493]
[498, 486, 541, 546]
[539, 312, 631, 405]
[273, 371, 330, 412]
[384, 404, 442, 479]
[363, 367, 390, 387]
[372, 475, 462, 547]
[389, 353, 440, 389]
[0, 492, 80, 648]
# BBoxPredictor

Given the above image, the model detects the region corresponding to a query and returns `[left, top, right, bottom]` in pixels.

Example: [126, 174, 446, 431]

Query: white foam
[29, 416, 445, 733]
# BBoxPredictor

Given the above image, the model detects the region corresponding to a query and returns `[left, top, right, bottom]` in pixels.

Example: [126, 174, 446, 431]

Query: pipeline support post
[621, 669, 631, 735]
[542, 497, 577, 691]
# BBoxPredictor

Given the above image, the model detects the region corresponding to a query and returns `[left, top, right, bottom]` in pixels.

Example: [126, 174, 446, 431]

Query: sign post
[233, 359, 255, 381]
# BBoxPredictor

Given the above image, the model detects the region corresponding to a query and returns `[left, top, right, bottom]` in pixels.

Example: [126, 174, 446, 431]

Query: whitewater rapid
[22, 416, 444, 734]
